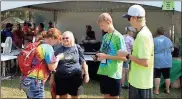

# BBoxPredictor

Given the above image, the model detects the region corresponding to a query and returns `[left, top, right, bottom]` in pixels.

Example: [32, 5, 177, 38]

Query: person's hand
[56, 53, 64, 61]
[96, 53, 107, 61]
[117, 50, 129, 57]
[84, 74, 90, 84]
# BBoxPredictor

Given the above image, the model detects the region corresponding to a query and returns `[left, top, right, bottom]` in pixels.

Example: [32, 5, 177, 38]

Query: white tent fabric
[1, 0, 181, 12]
[1, 1, 58, 11]
[1, 0, 181, 44]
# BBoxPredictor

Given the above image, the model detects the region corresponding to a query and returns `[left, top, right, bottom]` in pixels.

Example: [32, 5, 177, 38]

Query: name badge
[101, 59, 107, 64]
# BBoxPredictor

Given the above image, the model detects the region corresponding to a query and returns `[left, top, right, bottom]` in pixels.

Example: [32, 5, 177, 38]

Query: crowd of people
[1, 4, 178, 99]
[1, 21, 55, 50]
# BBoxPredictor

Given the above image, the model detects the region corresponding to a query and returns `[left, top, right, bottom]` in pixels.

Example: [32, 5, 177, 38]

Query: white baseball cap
[122, 5, 145, 18]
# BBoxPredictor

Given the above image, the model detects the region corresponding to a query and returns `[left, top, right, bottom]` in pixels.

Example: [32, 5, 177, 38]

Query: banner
[162, 0, 174, 10]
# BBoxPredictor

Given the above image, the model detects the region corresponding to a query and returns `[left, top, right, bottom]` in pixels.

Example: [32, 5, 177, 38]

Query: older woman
[154, 27, 174, 94]
[50, 31, 89, 99]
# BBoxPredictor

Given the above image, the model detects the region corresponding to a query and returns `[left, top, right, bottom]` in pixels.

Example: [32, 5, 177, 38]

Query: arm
[81, 61, 89, 75]
[48, 53, 64, 71]
[128, 55, 149, 67]
[129, 36, 151, 67]
[77, 44, 89, 75]
[47, 59, 59, 71]
[43, 45, 63, 71]
[118, 36, 152, 67]
[81, 61, 89, 83]
[106, 55, 126, 61]
[77, 44, 89, 83]
[118, 51, 149, 67]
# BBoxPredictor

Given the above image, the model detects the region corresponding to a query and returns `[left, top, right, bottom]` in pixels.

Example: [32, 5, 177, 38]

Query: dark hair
[86, 25, 92, 29]
[17, 23, 21, 28]
[6, 23, 13, 28]
[40, 23, 44, 28]
[17, 23, 21, 26]
[156, 27, 165, 35]
[28, 23, 32, 27]
[49, 22, 53, 25]
[24, 21, 29, 26]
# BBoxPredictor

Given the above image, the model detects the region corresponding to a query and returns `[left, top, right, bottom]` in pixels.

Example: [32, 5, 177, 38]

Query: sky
[1, 0, 181, 12]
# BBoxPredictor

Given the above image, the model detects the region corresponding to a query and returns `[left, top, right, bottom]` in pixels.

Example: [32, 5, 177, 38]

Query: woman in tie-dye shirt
[21, 28, 62, 99]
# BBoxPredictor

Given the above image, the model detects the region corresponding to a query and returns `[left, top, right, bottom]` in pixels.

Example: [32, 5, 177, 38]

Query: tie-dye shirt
[124, 35, 134, 52]
[28, 43, 56, 83]
[97, 30, 126, 79]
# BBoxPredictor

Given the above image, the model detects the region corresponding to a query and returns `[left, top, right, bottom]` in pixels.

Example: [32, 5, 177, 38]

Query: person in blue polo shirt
[1, 23, 13, 43]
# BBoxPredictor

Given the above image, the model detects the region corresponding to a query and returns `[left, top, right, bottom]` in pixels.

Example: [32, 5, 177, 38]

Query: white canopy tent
[1, 1, 181, 44]
[1, 1, 181, 12]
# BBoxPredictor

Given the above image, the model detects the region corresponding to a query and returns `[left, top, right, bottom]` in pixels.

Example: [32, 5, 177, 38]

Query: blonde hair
[62, 31, 75, 46]
[97, 13, 113, 24]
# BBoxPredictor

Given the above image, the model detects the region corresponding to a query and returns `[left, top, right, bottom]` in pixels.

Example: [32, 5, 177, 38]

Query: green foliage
[1, 10, 26, 21]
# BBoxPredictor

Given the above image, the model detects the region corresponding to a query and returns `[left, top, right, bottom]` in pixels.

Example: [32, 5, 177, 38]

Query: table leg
[2, 61, 6, 77]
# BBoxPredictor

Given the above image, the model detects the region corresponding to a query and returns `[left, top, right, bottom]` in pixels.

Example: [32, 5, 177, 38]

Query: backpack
[17, 41, 42, 77]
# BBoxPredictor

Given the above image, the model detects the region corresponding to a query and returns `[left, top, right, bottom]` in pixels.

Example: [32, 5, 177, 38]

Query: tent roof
[1, 17, 24, 25]
[1, 0, 181, 12]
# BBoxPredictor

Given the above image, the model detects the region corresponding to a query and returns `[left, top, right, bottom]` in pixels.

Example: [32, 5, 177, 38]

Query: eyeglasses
[62, 37, 69, 40]
[127, 16, 132, 21]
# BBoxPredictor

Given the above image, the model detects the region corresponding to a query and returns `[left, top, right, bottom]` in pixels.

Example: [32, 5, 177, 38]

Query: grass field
[1, 77, 181, 98]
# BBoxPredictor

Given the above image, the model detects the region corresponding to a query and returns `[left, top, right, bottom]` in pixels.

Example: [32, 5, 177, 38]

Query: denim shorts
[21, 77, 44, 99]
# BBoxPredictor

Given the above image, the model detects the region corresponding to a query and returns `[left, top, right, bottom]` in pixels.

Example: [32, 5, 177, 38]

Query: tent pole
[28, 6, 31, 21]
[172, 10, 175, 44]
[53, 10, 57, 27]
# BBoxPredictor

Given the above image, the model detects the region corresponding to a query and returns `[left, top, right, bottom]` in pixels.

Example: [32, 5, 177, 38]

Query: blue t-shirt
[154, 35, 173, 68]
[1, 29, 13, 42]
[54, 44, 85, 77]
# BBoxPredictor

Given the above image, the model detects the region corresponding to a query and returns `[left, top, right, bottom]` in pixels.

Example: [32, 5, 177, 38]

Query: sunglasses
[127, 16, 132, 21]
[62, 37, 69, 40]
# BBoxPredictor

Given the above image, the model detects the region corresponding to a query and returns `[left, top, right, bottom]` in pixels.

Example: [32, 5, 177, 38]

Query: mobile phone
[91, 55, 98, 62]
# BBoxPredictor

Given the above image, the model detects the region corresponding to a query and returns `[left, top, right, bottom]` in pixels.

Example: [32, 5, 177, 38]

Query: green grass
[1, 77, 181, 98]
